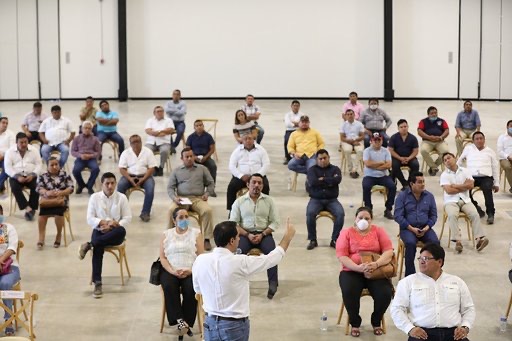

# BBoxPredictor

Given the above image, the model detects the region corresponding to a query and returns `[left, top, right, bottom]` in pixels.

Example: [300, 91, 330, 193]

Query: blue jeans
[171, 121, 186, 148]
[91, 227, 126, 283]
[400, 228, 439, 277]
[41, 143, 69, 168]
[362, 176, 396, 211]
[204, 315, 250, 341]
[72, 158, 100, 189]
[0, 266, 21, 319]
[254, 122, 264, 144]
[306, 198, 345, 241]
[288, 154, 317, 174]
[0, 159, 7, 188]
[97, 131, 125, 156]
[117, 176, 155, 215]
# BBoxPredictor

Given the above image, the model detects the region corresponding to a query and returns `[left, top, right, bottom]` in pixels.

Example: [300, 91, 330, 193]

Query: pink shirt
[336, 225, 393, 272]
[342, 101, 365, 120]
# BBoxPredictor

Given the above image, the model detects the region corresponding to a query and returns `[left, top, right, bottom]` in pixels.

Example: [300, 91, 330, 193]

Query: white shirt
[86, 191, 132, 229]
[192, 246, 285, 318]
[118, 147, 157, 175]
[440, 166, 473, 204]
[229, 143, 270, 179]
[0, 223, 19, 267]
[391, 271, 475, 334]
[145, 116, 175, 146]
[284, 111, 302, 131]
[339, 120, 364, 139]
[38, 116, 74, 146]
[0, 130, 15, 155]
[163, 227, 200, 270]
[457, 144, 499, 186]
[497, 132, 512, 160]
[4, 145, 42, 177]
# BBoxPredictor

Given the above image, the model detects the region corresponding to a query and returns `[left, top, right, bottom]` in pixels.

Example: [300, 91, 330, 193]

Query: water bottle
[500, 316, 507, 332]
[320, 311, 328, 331]
[235, 248, 242, 255]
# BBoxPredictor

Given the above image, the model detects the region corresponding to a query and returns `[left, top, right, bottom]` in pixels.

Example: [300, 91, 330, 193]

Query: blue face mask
[176, 219, 189, 230]
[429, 116, 437, 122]
[508, 127, 512, 135]
[0, 216, 5, 224]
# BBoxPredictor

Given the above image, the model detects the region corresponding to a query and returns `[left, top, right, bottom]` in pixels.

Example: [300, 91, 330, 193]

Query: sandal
[373, 326, 383, 336]
[53, 241, 61, 248]
[176, 319, 189, 336]
[5, 324, 14, 336]
[351, 327, 360, 337]
[37, 242, 44, 250]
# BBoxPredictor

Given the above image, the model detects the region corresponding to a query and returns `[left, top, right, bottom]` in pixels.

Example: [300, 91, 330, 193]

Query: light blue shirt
[363, 146, 391, 177]
[455, 110, 480, 130]
[95, 111, 119, 133]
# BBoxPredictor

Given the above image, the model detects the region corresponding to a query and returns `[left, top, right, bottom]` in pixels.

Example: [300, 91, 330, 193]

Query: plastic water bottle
[320, 311, 328, 331]
[500, 316, 507, 332]
[235, 248, 242, 255]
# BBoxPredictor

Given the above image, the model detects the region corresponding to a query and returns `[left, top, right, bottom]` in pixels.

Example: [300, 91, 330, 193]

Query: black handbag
[149, 257, 162, 286]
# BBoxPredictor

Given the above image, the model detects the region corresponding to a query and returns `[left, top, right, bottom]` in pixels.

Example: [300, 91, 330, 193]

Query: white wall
[0, 0, 19, 99]
[500, 0, 512, 99]
[38, 0, 60, 99]
[480, 0, 502, 99]
[126, 0, 384, 98]
[459, 0, 481, 99]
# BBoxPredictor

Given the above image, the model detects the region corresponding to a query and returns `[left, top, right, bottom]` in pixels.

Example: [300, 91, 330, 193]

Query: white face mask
[370, 104, 378, 110]
[356, 219, 369, 231]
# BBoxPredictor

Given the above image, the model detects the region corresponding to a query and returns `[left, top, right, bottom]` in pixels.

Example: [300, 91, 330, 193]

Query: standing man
[287, 115, 325, 174]
[241, 94, 264, 144]
[21, 102, 48, 143]
[96, 100, 125, 158]
[79, 96, 98, 135]
[455, 100, 481, 156]
[391, 243, 475, 341]
[229, 174, 282, 299]
[0, 117, 15, 192]
[78, 172, 132, 299]
[339, 109, 365, 178]
[39, 105, 75, 168]
[497, 119, 512, 193]
[458, 131, 499, 224]
[341, 91, 365, 120]
[362, 132, 396, 219]
[440, 152, 489, 253]
[71, 121, 101, 195]
[145, 105, 175, 177]
[117, 135, 157, 223]
[388, 119, 420, 190]
[164, 89, 187, 154]
[283, 100, 303, 164]
[186, 119, 217, 183]
[394, 172, 439, 277]
[418, 106, 450, 176]
[4, 133, 42, 221]
[168, 147, 215, 251]
[192, 219, 295, 341]
[305, 149, 344, 250]
[359, 98, 392, 148]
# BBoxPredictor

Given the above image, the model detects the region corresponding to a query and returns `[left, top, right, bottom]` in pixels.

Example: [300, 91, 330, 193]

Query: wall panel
[501, 0, 512, 99]
[17, 0, 39, 99]
[0, 0, 19, 99]
[38, 0, 60, 99]
[480, 0, 501, 99]
[459, 0, 481, 99]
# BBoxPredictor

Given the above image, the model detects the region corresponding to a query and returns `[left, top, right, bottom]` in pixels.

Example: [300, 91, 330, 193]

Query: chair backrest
[0, 291, 38, 340]
[16, 240, 24, 263]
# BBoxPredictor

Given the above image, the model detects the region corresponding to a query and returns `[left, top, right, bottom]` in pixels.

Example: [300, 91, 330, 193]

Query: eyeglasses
[417, 256, 435, 262]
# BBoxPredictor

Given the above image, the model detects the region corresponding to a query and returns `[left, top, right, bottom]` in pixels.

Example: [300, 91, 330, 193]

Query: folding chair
[196, 119, 219, 161]
[0, 291, 38, 340]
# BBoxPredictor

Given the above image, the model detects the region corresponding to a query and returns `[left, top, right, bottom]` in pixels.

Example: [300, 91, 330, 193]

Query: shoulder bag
[149, 257, 162, 286]
[39, 197, 65, 208]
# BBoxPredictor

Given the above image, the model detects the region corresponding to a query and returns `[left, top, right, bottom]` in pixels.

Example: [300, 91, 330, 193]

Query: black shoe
[25, 211, 34, 221]
[170, 146, 176, 155]
[476, 207, 485, 218]
[487, 214, 494, 225]
[76, 186, 84, 194]
[330, 240, 336, 248]
[88, 187, 95, 195]
[153, 168, 158, 176]
[158, 167, 164, 176]
[267, 282, 278, 299]
[0, 185, 6, 194]
[140, 213, 150, 222]
[283, 159, 289, 165]
[306, 240, 318, 250]
[384, 209, 393, 220]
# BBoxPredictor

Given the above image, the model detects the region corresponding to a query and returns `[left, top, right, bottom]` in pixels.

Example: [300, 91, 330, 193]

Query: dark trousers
[391, 157, 420, 187]
[72, 158, 100, 190]
[196, 158, 217, 183]
[238, 234, 277, 285]
[408, 327, 469, 341]
[362, 176, 396, 211]
[283, 130, 294, 160]
[364, 129, 390, 148]
[226, 176, 270, 210]
[91, 227, 126, 283]
[160, 269, 197, 327]
[9, 177, 38, 211]
[0, 160, 7, 188]
[339, 271, 393, 328]
[171, 121, 186, 148]
[27, 131, 42, 143]
[470, 176, 495, 215]
[255, 122, 264, 144]
[400, 228, 439, 277]
[306, 198, 345, 241]
[97, 131, 125, 156]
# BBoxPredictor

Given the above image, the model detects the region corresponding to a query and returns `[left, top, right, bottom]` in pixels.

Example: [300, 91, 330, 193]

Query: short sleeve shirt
[96, 111, 119, 133]
[118, 146, 158, 175]
[186, 132, 215, 156]
[388, 133, 419, 157]
[145, 117, 175, 146]
[339, 120, 364, 139]
[363, 146, 391, 177]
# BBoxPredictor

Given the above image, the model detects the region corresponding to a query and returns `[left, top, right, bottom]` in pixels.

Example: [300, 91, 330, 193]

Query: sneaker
[78, 242, 92, 260]
[140, 213, 150, 222]
[76, 186, 84, 194]
[487, 214, 494, 225]
[353, 171, 360, 178]
[428, 168, 435, 176]
[158, 167, 164, 177]
[455, 241, 463, 253]
[170, 145, 176, 155]
[476, 237, 489, 251]
[349, 172, 357, 179]
[330, 240, 336, 248]
[267, 281, 278, 300]
[384, 209, 394, 220]
[24, 211, 34, 221]
[93, 282, 103, 299]
[509, 187, 512, 194]
[306, 240, 318, 250]
[283, 159, 289, 165]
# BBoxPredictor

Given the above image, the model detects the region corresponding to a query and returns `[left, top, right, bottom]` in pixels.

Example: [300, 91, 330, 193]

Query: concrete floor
[0, 99, 511, 340]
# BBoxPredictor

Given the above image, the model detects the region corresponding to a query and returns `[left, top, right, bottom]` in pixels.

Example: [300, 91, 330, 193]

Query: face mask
[0, 216, 5, 224]
[356, 219, 369, 231]
[176, 219, 189, 230]
[370, 104, 378, 110]
[508, 128, 512, 135]
[429, 116, 437, 122]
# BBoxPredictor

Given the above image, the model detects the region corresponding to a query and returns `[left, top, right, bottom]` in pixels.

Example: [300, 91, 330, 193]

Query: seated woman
[36, 156, 74, 249]
[160, 208, 204, 339]
[233, 110, 258, 144]
[0, 204, 21, 336]
[336, 206, 394, 337]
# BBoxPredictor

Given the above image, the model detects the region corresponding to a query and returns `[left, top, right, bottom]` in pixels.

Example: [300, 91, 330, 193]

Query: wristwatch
[462, 326, 469, 334]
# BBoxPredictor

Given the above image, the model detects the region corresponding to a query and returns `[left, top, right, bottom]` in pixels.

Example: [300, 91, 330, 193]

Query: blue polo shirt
[388, 132, 419, 157]
[394, 188, 437, 230]
[186, 131, 215, 156]
[95, 111, 119, 133]
[455, 110, 481, 130]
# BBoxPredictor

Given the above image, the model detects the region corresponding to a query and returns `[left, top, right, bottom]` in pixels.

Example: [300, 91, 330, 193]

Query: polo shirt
[455, 110, 481, 130]
[418, 117, 449, 136]
[363, 146, 391, 177]
[96, 111, 119, 133]
[339, 120, 364, 139]
[439, 166, 473, 204]
[145, 116, 175, 146]
[118, 146, 157, 175]
[186, 132, 215, 156]
[388, 132, 419, 157]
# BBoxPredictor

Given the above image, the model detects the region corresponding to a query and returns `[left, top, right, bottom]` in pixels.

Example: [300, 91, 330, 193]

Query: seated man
[388, 119, 420, 190]
[79, 96, 98, 135]
[78, 172, 132, 299]
[229, 173, 280, 299]
[227, 133, 270, 211]
[96, 100, 125, 158]
[168, 147, 215, 250]
[71, 121, 101, 195]
[455, 100, 481, 156]
[283, 100, 303, 164]
[241, 94, 264, 144]
[341, 91, 365, 121]
[287, 115, 325, 174]
[305, 149, 344, 250]
[39, 105, 75, 168]
[417, 106, 450, 176]
[0, 117, 15, 192]
[440, 152, 489, 253]
[144, 105, 175, 176]
[21, 101, 48, 143]
[186, 119, 217, 183]
[117, 135, 157, 223]
[339, 109, 364, 178]
[394, 172, 439, 277]
[164, 89, 187, 154]
[497, 119, 512, 193]
[362, 132, 396, 220]
[4, 133, 42, 220]
[458, 131, 499, 224]
[359, 98, 392, 148]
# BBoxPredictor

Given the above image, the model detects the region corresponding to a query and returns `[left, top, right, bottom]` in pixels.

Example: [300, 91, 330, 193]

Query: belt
[206, 314, 248, 322]
[129, 174, 145, 178]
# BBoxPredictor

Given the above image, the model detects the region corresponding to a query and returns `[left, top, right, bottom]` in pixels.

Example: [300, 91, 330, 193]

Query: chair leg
[160, 290, 166, 333]
[336, 301, 344, 325]
[66, 212, 74, 242]
[382, 315, 386, 334]
[506, 291, 512, 319]
[397, 244, 404, 280]
[63, 222, 68, 247]
[119, 250, 125, 286]
[123, 248, 132, 278]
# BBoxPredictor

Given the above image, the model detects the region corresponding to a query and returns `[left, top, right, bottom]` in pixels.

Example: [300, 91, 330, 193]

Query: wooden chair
[63, 208, 74, 247]
[74, 167, 100, 191]
[90, 241, 131, 286]
[361, 185, 388, 207]
[12, 241, 28, 330]
[9, 187, 30, 216]
[439, 210, 474, 248]
[336, 288, 387, 335]
[153, 150, 172, 173]
[197, 119, 219, 161]
[159, 290, 205, 339]
[340, 149, 363, 175]
[101, 139, 119, 162]
[505, 290, 512, 320]
[421, 150, 445, 173]
[500, 164, 509, 192]
[458, 138, 473, 157]
[289, 171, 299, 192]
[396, 237, 425, 280]
[0, 291, 38, 341]
[236, 187, 248, 198]
[125, 187, 145, 200]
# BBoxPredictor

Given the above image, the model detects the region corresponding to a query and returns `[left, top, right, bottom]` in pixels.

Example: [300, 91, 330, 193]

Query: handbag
[149, 257, 162, 286]
[39, 197, 65, 208]
[359, 252, 397, 280]
[0, 258, 13, 275]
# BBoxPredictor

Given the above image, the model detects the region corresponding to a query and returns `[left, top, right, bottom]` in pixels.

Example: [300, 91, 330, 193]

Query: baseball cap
[371, 132, 383, 141]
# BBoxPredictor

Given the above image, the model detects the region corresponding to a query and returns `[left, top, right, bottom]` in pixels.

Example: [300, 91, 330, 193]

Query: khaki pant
[420, 141, 449, 170]
[455, 129, 476, 156]
[444, 200, 485, 241]
[168, 196, 214, 239]
[341, 142, 363, 172]
[501, 159, 512, 190]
